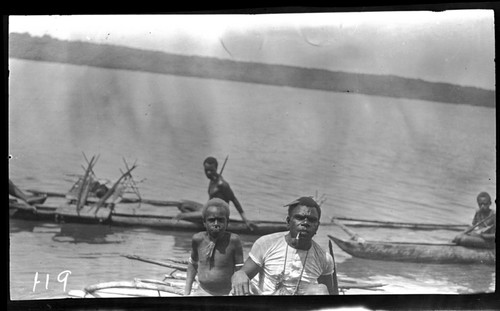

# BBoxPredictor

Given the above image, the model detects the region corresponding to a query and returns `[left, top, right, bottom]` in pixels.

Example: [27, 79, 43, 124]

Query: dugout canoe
[328, 235, 495, 265]
[9, 199, 288, 235]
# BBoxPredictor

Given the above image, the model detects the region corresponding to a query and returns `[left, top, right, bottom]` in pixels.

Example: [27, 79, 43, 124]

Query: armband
[235, 263, 244, 267]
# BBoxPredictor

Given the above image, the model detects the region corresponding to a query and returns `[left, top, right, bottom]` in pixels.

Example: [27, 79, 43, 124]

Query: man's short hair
[284, 196, 321, 219]
[202, 198, 230, 219]
[477, 192, 492, 203]
[203, 156, 218, 168]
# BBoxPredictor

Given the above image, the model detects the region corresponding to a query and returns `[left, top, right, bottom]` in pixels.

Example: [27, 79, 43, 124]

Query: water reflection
[337, 256, 495, 294]
[52, 223, 124, 244]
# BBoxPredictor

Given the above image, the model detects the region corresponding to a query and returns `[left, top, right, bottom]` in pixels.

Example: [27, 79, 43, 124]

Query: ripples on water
[9, 59, 495, 299]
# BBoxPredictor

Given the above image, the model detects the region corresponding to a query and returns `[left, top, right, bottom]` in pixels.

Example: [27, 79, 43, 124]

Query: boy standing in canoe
[184, 198, 244, 296]
[176, 156, 256, 231]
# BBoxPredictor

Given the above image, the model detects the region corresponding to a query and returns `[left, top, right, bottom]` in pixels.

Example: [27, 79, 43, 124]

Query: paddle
[328, 240, 340, 295]
[452, 213, 495, 244]
[461, 213, 495, 235]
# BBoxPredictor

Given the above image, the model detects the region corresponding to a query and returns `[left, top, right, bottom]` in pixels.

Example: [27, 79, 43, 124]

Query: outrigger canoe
[10, 155, 291, 235]
[67, 278, 385, 298]
[67, 262, 386, 298]
[328, 235, 495, 265]
[9, 199, 288, 235]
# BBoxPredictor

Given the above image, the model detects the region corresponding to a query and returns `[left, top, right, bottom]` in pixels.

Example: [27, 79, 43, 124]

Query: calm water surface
[8, 59, 495, 299]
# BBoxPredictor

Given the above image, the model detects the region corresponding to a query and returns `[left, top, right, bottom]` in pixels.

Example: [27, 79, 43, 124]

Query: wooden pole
[93, 165, 137, 211]
[76, 156, 96, 213]
[328, 240, 339, 295]
[122, 255, 187, 271]
[331, 219, 365, 243]
[219, 155, 229, 176]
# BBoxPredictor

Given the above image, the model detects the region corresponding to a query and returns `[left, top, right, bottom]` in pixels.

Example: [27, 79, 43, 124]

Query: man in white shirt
[231, 196, 337, 295]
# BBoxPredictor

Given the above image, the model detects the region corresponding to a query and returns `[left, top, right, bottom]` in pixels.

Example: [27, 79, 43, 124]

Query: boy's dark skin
[184, 202, 244, 296]
[176, 158, 256, 231]
[472, 193, 495, 241]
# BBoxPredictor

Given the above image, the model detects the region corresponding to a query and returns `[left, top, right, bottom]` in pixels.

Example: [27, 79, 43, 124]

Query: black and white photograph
[7, 8, 496, 310]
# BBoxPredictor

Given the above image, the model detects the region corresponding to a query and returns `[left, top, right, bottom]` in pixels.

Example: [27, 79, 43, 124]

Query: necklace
[274, 241, 310, 295]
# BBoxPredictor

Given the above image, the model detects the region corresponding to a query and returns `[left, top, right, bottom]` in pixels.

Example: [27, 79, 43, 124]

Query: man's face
[204, 164, 217, 180]
[287, 205, 320, 241]
[203, 206, 228, 238]
[477, 196, 491, 212]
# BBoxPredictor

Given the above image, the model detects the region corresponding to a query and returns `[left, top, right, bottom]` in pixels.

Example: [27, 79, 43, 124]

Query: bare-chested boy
[184, 198, 244, 296]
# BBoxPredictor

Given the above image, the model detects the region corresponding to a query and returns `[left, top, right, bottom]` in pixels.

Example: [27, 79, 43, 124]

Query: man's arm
[184, 236, 199, 295]
[231, 257, 261, 295]
[222, 183, 256, 230]
[317, 274, 337, 295]
[232, 235, 244, 272]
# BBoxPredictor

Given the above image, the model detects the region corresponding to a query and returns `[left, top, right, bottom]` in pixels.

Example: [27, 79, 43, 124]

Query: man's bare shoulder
[192, 231, 207, 242]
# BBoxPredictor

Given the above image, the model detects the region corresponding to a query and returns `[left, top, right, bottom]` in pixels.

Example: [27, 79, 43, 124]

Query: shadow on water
[51, 222, 125, 244]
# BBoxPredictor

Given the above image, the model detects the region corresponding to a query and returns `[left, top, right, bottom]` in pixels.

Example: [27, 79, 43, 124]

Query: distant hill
[9, 32, 495, 108]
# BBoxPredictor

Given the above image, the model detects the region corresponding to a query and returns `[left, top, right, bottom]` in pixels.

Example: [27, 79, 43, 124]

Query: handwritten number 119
[33, 271, 71, 292]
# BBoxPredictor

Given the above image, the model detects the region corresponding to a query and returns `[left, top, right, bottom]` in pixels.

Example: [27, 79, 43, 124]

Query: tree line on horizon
[8, 32, 495, 108]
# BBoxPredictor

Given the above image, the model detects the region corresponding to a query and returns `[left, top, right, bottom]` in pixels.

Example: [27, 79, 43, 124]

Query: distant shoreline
[9, 32, 495, 108]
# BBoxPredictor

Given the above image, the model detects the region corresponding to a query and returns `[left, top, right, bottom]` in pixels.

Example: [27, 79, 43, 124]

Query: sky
[8, 10, 495, 89]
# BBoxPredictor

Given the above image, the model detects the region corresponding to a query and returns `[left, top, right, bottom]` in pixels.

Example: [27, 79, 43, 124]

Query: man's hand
[231, 270, 250, 295]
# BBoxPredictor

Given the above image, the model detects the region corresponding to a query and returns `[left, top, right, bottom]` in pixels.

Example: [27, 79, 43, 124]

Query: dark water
[8, 59, 495, 299]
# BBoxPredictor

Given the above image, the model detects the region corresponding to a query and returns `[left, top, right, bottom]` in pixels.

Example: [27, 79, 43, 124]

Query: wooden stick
[332, 219, 365, 243]
[84, 280, 184, 296]
[329, 240, 340, 295]
[331, 217, 468, 229]
[457, 213, 495, 236]
[93, 165, 137, 211]
[76, 156, 96, 212]
[122, 254, 187, 271]
[82, 152, 100, 176]
[219, 155, 229, 176]
[122, 158, 141, 200]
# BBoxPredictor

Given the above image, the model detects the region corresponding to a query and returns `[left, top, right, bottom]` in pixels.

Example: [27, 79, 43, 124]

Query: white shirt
[249, 231, 334, 295]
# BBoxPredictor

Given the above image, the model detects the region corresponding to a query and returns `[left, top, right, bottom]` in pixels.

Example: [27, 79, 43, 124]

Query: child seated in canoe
[453, 191, 496, 248]
[184, 198, 244, 296]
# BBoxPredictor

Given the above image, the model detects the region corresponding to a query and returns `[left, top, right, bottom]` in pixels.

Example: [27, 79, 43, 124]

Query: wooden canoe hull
[67, 276, 385, 298]
[67, 279, 184, 298]
[9, 200, 288, 235]
[328, 235, 495, 265]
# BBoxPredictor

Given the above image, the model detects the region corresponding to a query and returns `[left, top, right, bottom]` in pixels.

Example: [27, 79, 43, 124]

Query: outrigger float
[67, 255, 386, 297]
